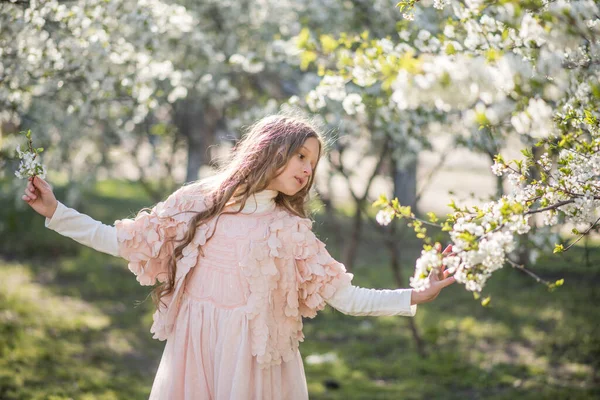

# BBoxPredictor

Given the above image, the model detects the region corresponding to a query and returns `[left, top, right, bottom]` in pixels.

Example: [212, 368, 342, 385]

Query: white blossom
[342, 93, 365, 115]
[376, 208, 395, 226]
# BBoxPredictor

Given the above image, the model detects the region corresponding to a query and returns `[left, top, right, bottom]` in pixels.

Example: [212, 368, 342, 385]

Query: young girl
[23, 115, 455, 399]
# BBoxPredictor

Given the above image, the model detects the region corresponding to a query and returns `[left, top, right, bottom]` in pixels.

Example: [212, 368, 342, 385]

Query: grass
[1, 179, 599, 399]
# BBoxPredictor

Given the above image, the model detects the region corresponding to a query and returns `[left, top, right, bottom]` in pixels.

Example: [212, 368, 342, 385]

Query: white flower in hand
[15, 130, 47, 179]
[411, 244, 456, 305]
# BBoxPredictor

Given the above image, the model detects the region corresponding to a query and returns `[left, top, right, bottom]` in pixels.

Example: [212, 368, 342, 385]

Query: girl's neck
[234, 189, 279, 214]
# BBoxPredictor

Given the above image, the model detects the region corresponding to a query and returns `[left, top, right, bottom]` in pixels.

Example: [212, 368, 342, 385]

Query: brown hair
[149, 113, 325, 309]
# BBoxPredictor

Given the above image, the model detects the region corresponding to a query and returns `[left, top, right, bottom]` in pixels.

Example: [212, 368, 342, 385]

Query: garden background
[1, 0, 599, 398]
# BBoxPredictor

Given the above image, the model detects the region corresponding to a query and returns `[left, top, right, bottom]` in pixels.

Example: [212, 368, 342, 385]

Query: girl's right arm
[23, 176, 120, 257]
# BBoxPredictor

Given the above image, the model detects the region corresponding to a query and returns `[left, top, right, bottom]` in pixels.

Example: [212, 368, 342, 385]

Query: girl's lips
[295, 177, 304, 186]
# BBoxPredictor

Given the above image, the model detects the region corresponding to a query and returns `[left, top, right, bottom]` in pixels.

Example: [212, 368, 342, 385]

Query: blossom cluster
[1, 0, 197, 123]
[14, 131, 47, 179]
[402, 121, 599, 293]
[331, 0, 600, 296]
[306, 75, 366, 116]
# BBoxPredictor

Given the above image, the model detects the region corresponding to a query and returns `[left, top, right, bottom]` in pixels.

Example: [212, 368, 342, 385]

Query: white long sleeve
[325, 284, 417, 317]
[44, 202, 418, 317]
[43, 191, 277, 259]
[45, 201, 120, 257]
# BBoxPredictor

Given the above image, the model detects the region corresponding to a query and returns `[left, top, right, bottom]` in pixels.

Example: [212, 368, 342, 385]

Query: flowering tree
[1, 0, 199, 197]
[296, 0, 600, 302]
[1, 0, 317, 190]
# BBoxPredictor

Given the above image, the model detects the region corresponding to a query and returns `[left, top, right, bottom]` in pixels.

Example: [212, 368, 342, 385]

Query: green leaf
[481, 296, 491, 307]
[300, 51, 317, 71]
[426, 212, 438, 223]
[584, 109, 597, 126]
[319, 34, 338, 54]
[372, 194, 389, 208]
[554, 278, 564, 287]
[296, 28, 312, 49]
[484, 48, 502, 63]
[553, 244, 564, 254]
[448, 199, 458, 211]
[445, 43, 456, 55]
[521, 148, 533, 158]
[548, 278, 565, 292]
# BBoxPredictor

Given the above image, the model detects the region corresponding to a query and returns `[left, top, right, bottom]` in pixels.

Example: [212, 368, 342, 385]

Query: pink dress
[114, 186, 353, 399]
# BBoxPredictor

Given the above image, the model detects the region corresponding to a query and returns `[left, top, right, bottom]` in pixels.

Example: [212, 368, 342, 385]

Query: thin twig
[386, 204, 443, 228]
[525, 200, 574, 215]
[563, 216, 600, 252]
[506, 258, 553, 286]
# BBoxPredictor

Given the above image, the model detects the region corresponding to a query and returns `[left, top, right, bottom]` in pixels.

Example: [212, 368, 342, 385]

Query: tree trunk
[173, 98, 220, 183]
[336, 137, 390, 272]
[517, 145, 543, 265]
[496, 174, 504, 198]
[389, 220, 427, 357]
[391, 155, 427, 357]
[341, 201, 363, 272]
[393, 157, 418, 214]
[186, 140, 206, 182]
[313, 177, 344, 251]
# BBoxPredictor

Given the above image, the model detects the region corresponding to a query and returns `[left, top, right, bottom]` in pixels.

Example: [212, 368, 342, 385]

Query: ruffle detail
[292, 218, 354, 319]
[115, 184, 211, 286]
[114, 184, 213, 340]
[239, 211, 353, 369]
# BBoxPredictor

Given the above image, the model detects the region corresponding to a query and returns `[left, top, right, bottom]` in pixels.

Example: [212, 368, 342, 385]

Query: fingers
[24, 177, 40, 202]
[27, 181, 36, 193]
[438, 264, 446, 280]
[442, 244, 452, 255]
[29, 176, 47, 190]
[440, 275, 456, 288]
[22, 191, 36, 203]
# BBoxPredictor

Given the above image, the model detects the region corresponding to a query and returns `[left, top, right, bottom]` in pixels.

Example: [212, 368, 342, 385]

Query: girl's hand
[22, 176, 58, 219]
[410, 244, 456, 305]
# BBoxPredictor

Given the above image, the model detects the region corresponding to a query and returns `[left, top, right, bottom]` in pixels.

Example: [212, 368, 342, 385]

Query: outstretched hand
[22, 176, 58, 219]
[410, 244, 456, 305]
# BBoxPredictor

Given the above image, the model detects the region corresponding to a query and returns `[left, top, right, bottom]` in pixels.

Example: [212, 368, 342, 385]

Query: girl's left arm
[325, 285, 417, 317]
[325, 253, 455, 317]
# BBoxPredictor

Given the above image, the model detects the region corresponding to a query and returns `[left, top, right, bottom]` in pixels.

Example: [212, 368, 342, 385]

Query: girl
[23, 115, 455, 399]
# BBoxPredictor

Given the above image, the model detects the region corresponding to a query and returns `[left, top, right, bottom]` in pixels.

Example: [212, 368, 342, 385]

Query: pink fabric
[114, 184, 354, 399]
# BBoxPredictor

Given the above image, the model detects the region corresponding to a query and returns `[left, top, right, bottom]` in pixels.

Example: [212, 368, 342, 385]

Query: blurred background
[1, 0, 599, 399]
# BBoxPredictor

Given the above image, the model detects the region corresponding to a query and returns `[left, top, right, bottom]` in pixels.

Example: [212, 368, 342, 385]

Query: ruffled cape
[115, 183, 214, 339]
[115, 187, 353, 368]
[239, 210, 353, 368]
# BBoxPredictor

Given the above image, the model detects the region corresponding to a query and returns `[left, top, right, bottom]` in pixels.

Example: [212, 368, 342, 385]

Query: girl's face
[266, 137, 320, 196]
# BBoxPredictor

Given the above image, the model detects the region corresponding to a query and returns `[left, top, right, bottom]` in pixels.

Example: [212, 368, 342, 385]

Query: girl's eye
[298, 153, 305, 160]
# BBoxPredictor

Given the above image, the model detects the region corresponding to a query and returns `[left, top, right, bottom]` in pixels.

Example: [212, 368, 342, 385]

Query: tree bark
[391, 155, 427, 358]
[336, 137, 390, 271]
[341, 200, 364, 272]
[173, 98, 220, 183]
[517, 145, 543, 265]
[393, 156, 418, 214]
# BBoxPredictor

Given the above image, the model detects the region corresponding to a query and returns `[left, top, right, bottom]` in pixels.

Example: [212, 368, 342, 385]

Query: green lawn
[1, 179, 598, 399]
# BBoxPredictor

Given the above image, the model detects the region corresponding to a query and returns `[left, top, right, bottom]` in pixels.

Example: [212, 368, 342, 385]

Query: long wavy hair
[148, 114, 325, 309]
